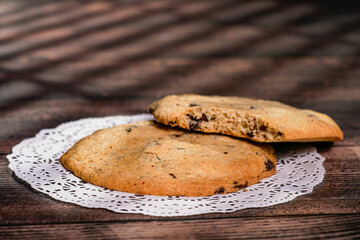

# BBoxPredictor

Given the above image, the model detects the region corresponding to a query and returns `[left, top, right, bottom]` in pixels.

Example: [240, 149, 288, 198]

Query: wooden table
[1, 0, 359, 239]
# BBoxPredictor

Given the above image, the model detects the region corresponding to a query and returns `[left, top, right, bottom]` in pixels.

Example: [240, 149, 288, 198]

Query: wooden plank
[1, 58, 359, 99]
[1, 214, 359, 239]
[1, 57, 359, 152]
[0, 0, 359, 63]
[1, 144, 359, 224]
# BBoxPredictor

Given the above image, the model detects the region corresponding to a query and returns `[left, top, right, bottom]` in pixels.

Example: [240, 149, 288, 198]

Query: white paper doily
[8, 114, 325, 217]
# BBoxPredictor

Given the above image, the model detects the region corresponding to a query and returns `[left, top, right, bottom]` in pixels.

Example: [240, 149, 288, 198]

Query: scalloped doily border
[7, 114, 325, 216]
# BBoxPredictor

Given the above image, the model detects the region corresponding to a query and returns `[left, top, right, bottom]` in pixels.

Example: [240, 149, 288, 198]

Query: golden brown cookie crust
[148, 94, 343, 142]
[60, 121, 276, 197]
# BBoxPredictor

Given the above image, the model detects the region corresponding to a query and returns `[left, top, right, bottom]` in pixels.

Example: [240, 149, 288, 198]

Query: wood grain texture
[1, 214, 359, 239]
[0, 0, 359, 238]
[1, 145, 359, 224]
[0, 57, 359, 153]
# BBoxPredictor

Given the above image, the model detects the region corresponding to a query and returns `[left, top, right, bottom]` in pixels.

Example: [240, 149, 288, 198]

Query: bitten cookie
[148, 94, 343, 142]
[60, 121, 276, 197]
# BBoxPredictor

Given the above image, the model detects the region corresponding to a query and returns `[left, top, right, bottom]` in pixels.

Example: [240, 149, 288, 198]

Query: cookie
[60, 121, 276, 197]
[148, 94, 343, 142]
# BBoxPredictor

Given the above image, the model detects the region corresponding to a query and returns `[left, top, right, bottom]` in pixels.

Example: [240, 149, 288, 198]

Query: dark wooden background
[1, 0, 359, 239]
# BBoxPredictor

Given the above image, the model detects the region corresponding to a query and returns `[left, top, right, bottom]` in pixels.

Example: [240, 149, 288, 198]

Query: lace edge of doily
[6, 114, 327, 216]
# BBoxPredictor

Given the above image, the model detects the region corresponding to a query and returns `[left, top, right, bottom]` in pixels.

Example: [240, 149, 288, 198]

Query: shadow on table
[0, 0, 359, 118]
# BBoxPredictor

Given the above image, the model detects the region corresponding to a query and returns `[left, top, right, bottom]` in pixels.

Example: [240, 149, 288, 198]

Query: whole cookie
[148, 94, 343, 142]
[60, 121, 276, 197]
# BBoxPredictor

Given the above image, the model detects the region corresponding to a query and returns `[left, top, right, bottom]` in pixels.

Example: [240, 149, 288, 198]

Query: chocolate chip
[187, 114, 197, 121]
[250, 106, 257, 109]
[169, 173, 176, 178]
[189, 121, 200, 130]
[201, 113, 208, 122]
[173, 134, 182, 138]
[125, 127, 132, 132]
[224, 152, 228, 154]
[211, 116, 216, 120]
[148, 107, 155, 114]
[187, 113, 208, 125]
[259, 125, 267, 131]
[189, 103, 199, 107]
[214, 187, 225, 194]
[278, 132, 283, 136]
[265, 159, 275, 171]
[247, 132, 254, 138]
[234, 182, 248, 189]
[189, 113, 209, 129]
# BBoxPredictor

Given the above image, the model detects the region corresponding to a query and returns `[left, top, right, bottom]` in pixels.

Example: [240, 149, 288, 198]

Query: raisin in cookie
[148, 94, 343, 142]
[60, 121, 276, 197]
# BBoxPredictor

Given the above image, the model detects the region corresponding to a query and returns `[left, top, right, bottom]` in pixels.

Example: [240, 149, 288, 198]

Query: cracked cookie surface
[60, 120, 276, 196]
[148, 94, 343, 142]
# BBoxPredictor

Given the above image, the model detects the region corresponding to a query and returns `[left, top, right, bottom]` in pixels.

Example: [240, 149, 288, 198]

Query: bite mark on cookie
[184, 109, 285, 142]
